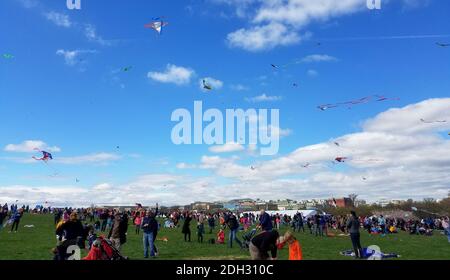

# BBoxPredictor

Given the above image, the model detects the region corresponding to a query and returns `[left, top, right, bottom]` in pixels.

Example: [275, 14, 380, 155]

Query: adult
[346, 211, 363, 259]
[10, 208, 24, 233]
[182, 212, 192, 242]
[249, 230, 280, 260]
[142, 210, 158, 258]
[226, 213, 243, 248]
[108, 213, 123, 252]
[207, 215, 215, 234]
[56, 212, 84, 247]
[258, 210, 273, 232]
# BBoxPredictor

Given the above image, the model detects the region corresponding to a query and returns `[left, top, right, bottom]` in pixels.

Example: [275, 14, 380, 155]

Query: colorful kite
[318, 95, 399, 111]
[144, 18, 168, 35]
[335, 157, 347, 163]
[32, 150, 53, 162]
[203, 79, 213, 91]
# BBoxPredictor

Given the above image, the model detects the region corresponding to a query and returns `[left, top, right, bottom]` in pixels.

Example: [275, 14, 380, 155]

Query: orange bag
[289, 240, 302, 260]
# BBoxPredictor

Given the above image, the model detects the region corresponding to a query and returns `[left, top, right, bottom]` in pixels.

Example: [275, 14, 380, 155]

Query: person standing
[208, 215, 215, 234]
[141, 210, 158, 258]
[226, 213, 243, 248]
[258, 210, 273, 232]
[9, 208, 24, 233]
[346, 211, 363, 259]
[182, 212, 192, 242]
[108, 213, 123, 252]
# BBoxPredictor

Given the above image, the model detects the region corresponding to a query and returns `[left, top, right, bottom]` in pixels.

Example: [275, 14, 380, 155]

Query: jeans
[143, 232, 155, 257]
[229, 229, 242, 248]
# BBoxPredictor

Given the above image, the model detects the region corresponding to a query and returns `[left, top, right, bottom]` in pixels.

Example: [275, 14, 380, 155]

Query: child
[217, 229, 225, 244]
[197, 222, 204, 243]
[134, 213, 142, 235]
[87, 226, 97, 250]
[277, 231, 302, 260]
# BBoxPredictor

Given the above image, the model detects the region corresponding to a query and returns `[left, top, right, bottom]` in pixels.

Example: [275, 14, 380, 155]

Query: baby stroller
[241, 228, 257, 249]
[83, 236, 128, 260]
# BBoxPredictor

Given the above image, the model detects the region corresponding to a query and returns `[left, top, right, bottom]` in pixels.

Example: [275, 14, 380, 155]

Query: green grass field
[1, 214, 449, 260]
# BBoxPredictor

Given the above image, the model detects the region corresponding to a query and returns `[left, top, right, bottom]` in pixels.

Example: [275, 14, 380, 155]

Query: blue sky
[0, 0, 449, 206]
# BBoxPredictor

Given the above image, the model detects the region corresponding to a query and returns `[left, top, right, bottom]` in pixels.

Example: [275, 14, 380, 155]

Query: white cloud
[4, 140, 61, 153]
[56, 49, 96, 66]
[199, 77, 224, 91]
[56, 153, 121, 165]
[84, 24, 111, 46]
[301, 54, 338, 63]
[45, 11, 72, 28]
[148, 64, 195, 85]
[246, 93, 282, 102]
[227, 22, 302, 51]
[209, 142, 245, 153]
[224, 0, 367, 51]
[176, 162, 197, 169]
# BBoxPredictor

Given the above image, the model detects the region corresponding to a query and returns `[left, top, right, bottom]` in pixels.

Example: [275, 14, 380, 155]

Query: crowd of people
[1, 202, 449, 260]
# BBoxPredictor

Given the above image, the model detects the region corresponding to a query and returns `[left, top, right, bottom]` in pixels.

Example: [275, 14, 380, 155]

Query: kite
[32, 150, 53, 162]
[436, 42, 450, 47]
[250, 166, 256, 170]
[144, 17, 169, 35]
[302, 163, 310, 168]
[270, 64, 279, 69]
[3, 54, 14, 59]
[335, 157, 347, 163]
[202, 80, 213, 91]
[122, 66, 132, 72]
[362, 177, 367, 181]
[293, 83, 299, 87]
[420, 118, 447, 124]
[317, 95, 399, 111]
[334, 142, 340, 147]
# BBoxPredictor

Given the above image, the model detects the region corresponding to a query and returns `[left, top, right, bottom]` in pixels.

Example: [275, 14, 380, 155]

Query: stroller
[83, 236, 128, 260]
[241, 228, 258, 249]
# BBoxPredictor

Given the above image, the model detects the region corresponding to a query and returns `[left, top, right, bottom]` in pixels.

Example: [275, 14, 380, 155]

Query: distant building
[190, 202, 223, 211]
[354, 199, 367, 207]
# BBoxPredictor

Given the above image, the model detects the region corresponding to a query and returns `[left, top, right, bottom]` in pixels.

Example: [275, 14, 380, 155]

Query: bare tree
[348, 194, 358, 205]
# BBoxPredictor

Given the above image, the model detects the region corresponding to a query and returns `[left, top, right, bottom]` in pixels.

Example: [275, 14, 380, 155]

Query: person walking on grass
[258, 209, 273, 232]
[346, 211, 363, 259]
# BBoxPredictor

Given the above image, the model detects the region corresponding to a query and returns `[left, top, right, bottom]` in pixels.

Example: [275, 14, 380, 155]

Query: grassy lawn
[0, 214, 449, 260]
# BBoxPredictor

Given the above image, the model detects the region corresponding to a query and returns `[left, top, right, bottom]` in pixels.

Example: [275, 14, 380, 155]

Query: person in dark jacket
[141, 209, 158, 258]
[249, 230, 280, 260]
[226, 213, 243, 248]
[56, 212, 84, 247]
[208, 215, 215, 234]
[346, 211, 363, 258]
[258, 210, 273, 231]
[182, 212, 192, 242]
